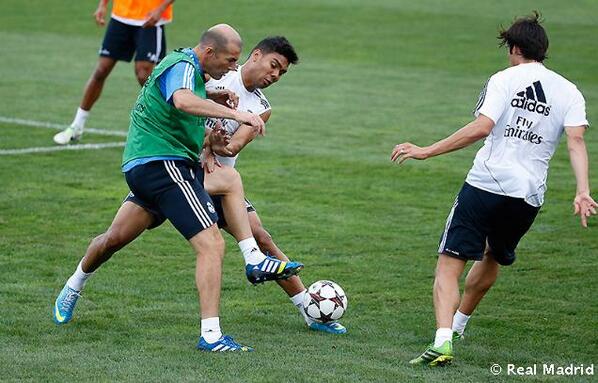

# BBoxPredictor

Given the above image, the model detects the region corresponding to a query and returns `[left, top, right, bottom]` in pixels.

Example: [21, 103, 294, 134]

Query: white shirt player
[466, 62, 588, 207]
[205, 65, 272, 167]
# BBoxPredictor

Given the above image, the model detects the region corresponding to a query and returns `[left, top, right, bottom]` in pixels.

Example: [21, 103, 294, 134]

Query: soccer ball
[303, 280, 348, 323]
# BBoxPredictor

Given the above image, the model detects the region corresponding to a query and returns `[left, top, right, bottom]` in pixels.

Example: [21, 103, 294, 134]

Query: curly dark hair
[498, 11, 549, 62]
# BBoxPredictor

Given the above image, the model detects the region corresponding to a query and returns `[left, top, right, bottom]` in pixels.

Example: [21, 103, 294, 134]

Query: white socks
[434, 327, 453, 348]
[238, 238, 266, 265]
[66, 260, 94, 292]
[452, 310, 471, 335]
[201, 317, 222, 343]
[290, 289, 312, 324]
[71, 107, 89, 129]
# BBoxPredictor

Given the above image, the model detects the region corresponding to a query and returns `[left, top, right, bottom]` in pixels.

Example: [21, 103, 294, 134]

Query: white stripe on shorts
[438, 197, 459, 253]
[163, 161, 212, 229]
[166, 161, 214, 226]
[155, 26, 163, 62]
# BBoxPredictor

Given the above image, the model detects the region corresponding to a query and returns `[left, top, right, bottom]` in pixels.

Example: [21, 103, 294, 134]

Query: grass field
[1, 1, 597, 382]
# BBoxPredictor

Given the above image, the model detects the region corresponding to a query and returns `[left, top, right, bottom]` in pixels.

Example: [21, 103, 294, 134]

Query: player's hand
[207, 121, 233, 155]
[207, 89, 239, 109]
[200, 147, 221, 174]
[142, 8, 163, 28]
[94, 4, 107, 26]
[234, 111, 265, 136]
[391, 142, 429, 164]
[573, 192, 597, 227]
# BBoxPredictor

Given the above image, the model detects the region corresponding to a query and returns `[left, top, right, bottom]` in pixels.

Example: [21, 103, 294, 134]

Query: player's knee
[135, 64, 153, 86]
[195, 226, 225, 257]
[222, 167, 242, 191]
[92, 65, 111, 82]
[135, 70, 150, 86]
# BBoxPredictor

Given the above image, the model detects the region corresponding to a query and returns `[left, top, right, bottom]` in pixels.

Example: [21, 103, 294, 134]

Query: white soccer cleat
[53, 125, 83, 145]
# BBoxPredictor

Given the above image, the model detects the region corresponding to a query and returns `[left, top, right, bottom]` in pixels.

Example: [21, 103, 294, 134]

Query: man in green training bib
[53, 24, 291, 352]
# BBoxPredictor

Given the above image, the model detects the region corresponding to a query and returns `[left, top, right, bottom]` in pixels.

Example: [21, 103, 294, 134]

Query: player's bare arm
[94, 0, 109, 26]
[143, 0, 175, 28]
[220, 110, 272, 157]
[172, 88, 264, 131]
[566, 125, 597, 227]
[391, 114, 495, 164]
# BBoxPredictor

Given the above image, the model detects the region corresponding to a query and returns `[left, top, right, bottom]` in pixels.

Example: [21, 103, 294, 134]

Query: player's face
[206, 43, 241, 80]
[252, 51, 289, 89]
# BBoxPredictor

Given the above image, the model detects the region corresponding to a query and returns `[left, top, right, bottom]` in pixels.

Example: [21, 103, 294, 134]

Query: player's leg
[409, 254, 465, 366]
[452, 246, 499, 338]
[433, 254, 466, 333]
[204, 166, 303, 284]
[248, 210, 305, 294]
[248, 210, 347, 334]
[53, 200, 155, 324]
[134, 61, 155, 86]
[411, 183, 492, 366]
[54, 57, 117, 144]
[81, 201, 155, 272]
[55, 18, 135, 144]
[133, 24, 166, 85]
[79, 56, 118, 113]
[452, 197, 539, 339]
[154, 160, 251, 351]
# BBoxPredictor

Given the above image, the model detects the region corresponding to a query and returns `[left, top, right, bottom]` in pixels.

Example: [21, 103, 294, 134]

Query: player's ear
[511, 45, 522, 56]
[251, 49, 262, 62]
[204, 46, 216, 57]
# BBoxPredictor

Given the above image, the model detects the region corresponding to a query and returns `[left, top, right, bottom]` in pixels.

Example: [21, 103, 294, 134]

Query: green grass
[1, 1, 597, 382]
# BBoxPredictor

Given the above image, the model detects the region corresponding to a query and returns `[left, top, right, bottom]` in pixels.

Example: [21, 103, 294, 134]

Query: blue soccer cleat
[196, 335, 254, 352]
[309, 321, 347, 334]
[53, 284, 81, 324]
[245, 256, 304, 285]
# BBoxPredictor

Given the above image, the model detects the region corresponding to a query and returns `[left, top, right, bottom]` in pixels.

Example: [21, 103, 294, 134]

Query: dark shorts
[124, 160, 218, 240]
[100, 18, 166, 63]
[210, 196, 256, 228]
[438, 183, 540, 266]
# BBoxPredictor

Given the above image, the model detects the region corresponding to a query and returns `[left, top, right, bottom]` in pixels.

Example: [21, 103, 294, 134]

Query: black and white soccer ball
[302, 280, 348, 323]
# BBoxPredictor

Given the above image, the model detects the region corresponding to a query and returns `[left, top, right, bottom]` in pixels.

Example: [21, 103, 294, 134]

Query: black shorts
[100, 18, 166, 63]
[124, 160, 218, 240]
[438, 183, 540, 266]
[210, 195, 256, 228]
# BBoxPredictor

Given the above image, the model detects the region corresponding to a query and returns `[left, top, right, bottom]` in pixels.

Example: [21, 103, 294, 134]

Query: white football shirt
[205, 66, 271, 167]
[466, 62, 588, 206]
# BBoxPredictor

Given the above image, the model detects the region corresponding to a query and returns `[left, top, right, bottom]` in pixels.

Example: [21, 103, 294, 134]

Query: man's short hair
[252, 36, 299, 65]
[498, 11, 549, 62]
[200, 30, 229, 52]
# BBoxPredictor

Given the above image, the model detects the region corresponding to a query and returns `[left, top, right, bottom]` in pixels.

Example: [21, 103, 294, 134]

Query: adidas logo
[510, 81, 551, 116]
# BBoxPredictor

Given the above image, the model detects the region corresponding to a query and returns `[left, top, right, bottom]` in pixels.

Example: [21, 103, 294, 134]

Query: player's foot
[53, 125, 83, 145]
[53, 284, 81, 324]
[409, 340, 453, 367]
[245, 256, 304, 285]
[309, 321, 347, 334]
[452, 331, 463, 342]
[196, 335, 254, 352]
